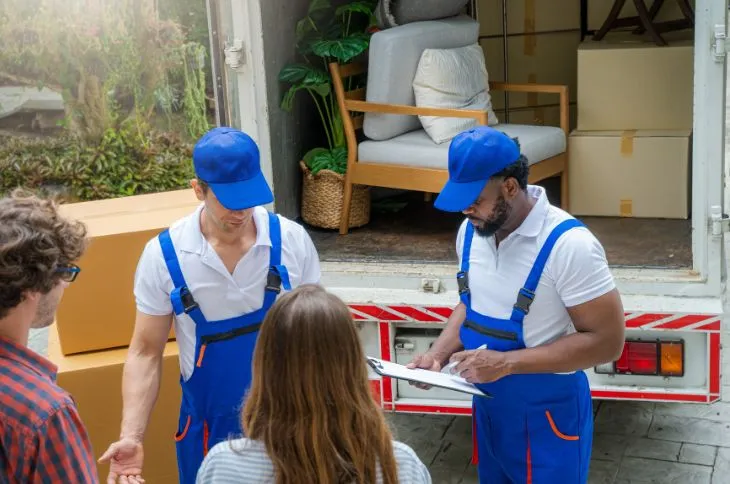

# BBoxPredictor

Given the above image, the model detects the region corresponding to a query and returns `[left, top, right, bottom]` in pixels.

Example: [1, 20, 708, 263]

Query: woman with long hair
[195, 284, 431, 484]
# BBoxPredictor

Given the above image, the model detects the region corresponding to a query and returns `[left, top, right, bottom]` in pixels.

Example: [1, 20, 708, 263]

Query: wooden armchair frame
[329, 61, 570, 235]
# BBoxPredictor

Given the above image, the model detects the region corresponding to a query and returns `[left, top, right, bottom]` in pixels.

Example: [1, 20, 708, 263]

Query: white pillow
[412, 43, 498, 144]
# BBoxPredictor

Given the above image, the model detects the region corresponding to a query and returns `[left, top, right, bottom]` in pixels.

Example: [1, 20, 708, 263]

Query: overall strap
[457, 221, 475, 306]
[263, 212, 292, 310]
[157, 229, 207, 326]
[510, 218, 585, 323]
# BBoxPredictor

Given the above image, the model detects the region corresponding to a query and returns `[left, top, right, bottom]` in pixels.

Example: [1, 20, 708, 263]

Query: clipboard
[366, 357, 491, 398]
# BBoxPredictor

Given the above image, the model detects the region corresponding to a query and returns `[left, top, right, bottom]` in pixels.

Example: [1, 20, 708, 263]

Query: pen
[441, 344, 487, 375]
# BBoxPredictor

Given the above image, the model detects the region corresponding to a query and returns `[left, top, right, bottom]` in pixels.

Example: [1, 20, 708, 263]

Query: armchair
[330, 16, 570, 235]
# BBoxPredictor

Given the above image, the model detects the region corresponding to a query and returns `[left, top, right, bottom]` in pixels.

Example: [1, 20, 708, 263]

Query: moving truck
[205, 0, 730, 413]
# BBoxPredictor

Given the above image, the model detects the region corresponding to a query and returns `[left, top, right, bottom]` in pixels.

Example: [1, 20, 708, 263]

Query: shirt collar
[512, 184, 550, 238]
[177, 204, 272, 254]
[0, 336, 57, 381]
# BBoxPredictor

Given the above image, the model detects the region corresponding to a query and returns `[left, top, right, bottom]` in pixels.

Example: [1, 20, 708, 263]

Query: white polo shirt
[456, 185, 615, 348]
[134, 204, 321, 379]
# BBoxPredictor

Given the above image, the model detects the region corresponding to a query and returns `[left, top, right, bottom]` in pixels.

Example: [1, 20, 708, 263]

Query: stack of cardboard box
[569, 33, 694, 218]
[53, 189, 202, 482]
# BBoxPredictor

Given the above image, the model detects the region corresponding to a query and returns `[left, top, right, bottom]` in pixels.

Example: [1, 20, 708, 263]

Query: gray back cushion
[364, 15, 480, 141]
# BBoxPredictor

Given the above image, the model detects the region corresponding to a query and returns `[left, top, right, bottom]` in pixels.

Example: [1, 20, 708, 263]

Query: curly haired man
[0, 189, 99, 484]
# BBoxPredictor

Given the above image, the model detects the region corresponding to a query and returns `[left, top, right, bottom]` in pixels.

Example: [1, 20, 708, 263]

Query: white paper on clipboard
[366, 357, 491, 398]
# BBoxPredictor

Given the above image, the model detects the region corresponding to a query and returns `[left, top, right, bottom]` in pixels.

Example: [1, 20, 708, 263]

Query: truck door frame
[208, 0, 276, 203]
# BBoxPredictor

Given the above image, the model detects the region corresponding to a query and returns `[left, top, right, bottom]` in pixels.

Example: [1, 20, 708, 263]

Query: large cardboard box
[477, 0, 580, 37]
[482, 31, 580, 112]
[587, 0, 695, 31]
[56, 189, 200, 355]
[568, 130, 691, 218]
[494, 104, 577, 132]
[577, 36, 694, 131]
[48, 325, 182, 483]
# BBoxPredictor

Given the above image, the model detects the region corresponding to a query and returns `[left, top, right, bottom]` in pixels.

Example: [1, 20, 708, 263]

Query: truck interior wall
[261, 0, 318, 219]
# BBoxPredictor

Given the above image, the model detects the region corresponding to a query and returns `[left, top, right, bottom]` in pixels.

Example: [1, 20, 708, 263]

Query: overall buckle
[513, 287, 535, 315]
[266, 270, 282, 294]
[179, 287, 199, 314]
[457, 271, 470, 295]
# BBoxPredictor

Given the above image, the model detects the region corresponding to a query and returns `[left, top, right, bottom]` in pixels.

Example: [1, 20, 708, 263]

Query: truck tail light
[594, 340, 684, 377]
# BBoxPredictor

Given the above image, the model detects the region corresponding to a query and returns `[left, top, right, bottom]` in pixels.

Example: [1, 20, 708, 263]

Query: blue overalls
[158, 212, 291, 484]
[458, 218, 593, 484]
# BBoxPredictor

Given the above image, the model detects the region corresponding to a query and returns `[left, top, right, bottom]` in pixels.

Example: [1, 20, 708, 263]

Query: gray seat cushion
[363, 15, 479, 142]
[358, 124, 566, 169]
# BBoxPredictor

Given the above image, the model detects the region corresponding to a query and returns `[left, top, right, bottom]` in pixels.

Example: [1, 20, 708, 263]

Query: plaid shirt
[0, 336, 99, 483]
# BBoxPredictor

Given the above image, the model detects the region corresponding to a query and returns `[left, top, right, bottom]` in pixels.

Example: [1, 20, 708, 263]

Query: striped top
[0, 336, 98, 483]
[195, 438, 432, 483]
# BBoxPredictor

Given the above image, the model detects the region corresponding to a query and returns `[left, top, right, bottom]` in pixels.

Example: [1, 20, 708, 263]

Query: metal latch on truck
[713, 24, 730, 61]
[711, 205, 730, 235]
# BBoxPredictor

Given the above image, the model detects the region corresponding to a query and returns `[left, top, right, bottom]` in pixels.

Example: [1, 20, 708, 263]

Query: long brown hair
[242, 284, 399, 484]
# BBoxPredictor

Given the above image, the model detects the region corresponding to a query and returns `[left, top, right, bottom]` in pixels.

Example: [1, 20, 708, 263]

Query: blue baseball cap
[192, 127, 274, 211]
[434, 126, 521, 212]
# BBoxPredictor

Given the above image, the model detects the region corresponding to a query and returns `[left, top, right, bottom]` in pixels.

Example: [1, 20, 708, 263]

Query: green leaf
[281, 84, 305, 111]
[309, 82, 331, 98]
[279, 63, 312, 83]
[303, 147, 329, 167]
[310, 35, 369, 62]
[308, 0, 331, 15]
[335, 1, 375, 17]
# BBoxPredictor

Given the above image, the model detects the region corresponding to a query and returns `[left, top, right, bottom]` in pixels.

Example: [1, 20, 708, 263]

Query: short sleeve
[284, 221, 321, 285]
[548, 227, 616, 308]
[455, 219, 468, 265]
[298, 229, 321, 285]
[133, 238, 173, 316]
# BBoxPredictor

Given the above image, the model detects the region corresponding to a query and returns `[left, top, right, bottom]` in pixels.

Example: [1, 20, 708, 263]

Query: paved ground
[29, 326, 730, 483]
[387, 402, 730, 483]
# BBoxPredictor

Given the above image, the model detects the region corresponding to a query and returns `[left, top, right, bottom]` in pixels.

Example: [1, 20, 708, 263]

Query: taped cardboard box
[481, 31, 580, 112]
[568, 130, 691, 219]
[577, 35, 694, 131]
[48, 325, 182, 483]
[477, 0, 580, 37]
[56, 189, 200, 355]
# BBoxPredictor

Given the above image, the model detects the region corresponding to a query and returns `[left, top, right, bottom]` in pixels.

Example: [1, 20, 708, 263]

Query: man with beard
[407, 126, 625, 483]
[0, 190, 98, 483]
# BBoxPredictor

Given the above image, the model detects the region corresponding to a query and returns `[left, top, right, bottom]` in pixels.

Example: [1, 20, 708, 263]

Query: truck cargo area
[306, 180, 693, 269]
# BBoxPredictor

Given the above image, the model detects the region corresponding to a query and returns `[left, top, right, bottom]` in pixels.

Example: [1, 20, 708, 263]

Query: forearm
[426, 303, 466, 366]
[120, 350, 163, 442]
[507, 330, 623, 375]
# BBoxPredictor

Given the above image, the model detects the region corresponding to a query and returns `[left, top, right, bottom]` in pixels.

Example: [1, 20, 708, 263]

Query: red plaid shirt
[0, 336, 99, 483]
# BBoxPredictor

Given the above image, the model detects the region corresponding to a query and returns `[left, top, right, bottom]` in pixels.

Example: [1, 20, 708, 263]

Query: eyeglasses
[56, 264, 81, 283]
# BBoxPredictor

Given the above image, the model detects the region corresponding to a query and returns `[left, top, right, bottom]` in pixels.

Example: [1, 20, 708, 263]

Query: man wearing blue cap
[99, 127, 321, 484]
[407, 126, 625, 483]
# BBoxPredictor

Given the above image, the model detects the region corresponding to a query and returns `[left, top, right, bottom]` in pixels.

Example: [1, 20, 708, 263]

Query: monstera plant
[279, 0, 377, 176]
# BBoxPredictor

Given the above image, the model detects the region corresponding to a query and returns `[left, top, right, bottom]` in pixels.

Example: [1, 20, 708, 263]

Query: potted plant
[279, 0, 377, 230]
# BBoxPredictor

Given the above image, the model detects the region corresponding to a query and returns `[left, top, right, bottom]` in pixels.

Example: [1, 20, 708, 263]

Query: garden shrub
[0, 129, 195, 202]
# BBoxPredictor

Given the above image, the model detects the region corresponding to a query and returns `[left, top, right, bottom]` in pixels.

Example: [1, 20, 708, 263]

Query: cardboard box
[587, 0, 695, 32]
[482, 31, 581, 111]
[56, 189, 200, 355]
[48, 325, 182, 483]
[477, 0, 581, 37]
[568, 130, 691, 218]
[494, 104, 577, 132]
[577, 36, 694, 131]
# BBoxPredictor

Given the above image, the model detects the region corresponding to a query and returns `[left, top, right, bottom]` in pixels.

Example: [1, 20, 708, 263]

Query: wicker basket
[300, 160, 370, 230]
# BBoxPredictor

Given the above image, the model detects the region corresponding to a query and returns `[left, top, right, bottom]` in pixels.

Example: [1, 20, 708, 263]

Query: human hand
[450, 348, 512, 384]
[98, 438, 145, 484]
[406, 353, 443, 390]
